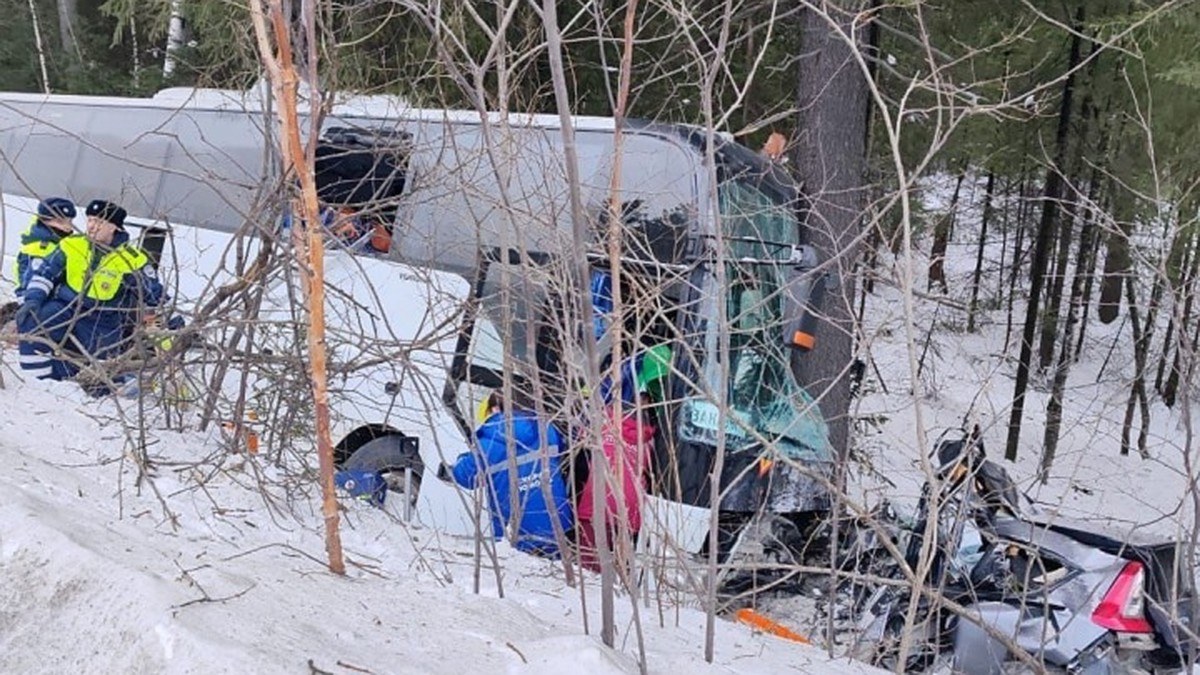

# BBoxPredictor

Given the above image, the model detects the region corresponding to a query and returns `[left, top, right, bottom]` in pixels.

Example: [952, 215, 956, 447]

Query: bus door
[443, 247, 567, 435]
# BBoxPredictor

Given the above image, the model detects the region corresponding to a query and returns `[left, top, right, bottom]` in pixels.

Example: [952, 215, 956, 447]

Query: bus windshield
[679, 177, 832, 461]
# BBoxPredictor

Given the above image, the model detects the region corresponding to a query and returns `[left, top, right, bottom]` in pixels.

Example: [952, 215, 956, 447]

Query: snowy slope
[0, 380, 877, 674]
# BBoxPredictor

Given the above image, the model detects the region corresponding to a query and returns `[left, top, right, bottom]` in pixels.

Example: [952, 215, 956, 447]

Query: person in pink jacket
[577, 404, 656, 573]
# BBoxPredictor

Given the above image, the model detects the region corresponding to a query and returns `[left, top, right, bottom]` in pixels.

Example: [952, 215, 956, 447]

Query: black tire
[343, 435, 423, 472]
[334, 424, 404, 466]
[343, 435, 425, 505]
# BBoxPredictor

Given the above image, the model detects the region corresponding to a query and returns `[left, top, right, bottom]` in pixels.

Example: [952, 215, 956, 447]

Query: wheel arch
[334, 423, 407, 467]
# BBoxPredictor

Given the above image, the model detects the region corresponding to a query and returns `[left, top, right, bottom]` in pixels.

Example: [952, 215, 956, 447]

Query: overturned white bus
[0, 86, 832, 563]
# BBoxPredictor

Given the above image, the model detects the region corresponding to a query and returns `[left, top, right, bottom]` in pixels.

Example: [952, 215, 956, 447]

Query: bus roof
[0, 84, 736, 140]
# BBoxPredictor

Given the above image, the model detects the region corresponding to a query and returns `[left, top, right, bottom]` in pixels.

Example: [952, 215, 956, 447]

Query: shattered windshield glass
[679, 178, 832, 461]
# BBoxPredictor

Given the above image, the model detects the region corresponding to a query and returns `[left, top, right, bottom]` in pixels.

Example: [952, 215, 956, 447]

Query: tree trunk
[968, 170, 996, 332]
[1003, 177, 1028, 352]
[1185, 305, 1200, 387]
[997, 176, 1010, 300]
[858, 219, 877, 323]
[28, 0, 51, 94]
[1038, 46, 1101, 370]
[541, 0, 616, 648]
[1005, 3, 1084, 462]
[1098, 225, 1131, 325]
[1156, 316, 1178, 397]
[792, 10, 870, 657]
[1157, 227, 1197, 398]
[1073, 199, 1105, 360]
[248, 0, 345, 575]
[928, 170, 964, 294]
[861, 0, 882, 153]
[1162, 230, 1200, 407]
[55, 0, 78, 58]
[1121, 274, 1152, 458]
[791, 0, 870, 461]
[1041, 181, 1099, 479]
[863, 222, 880, 295]
[602, 0, 643, 656]
[130, 16, 141, 89]
[1122, 211, 1166, 457]
[1037, 194, 1076, 370]
[1076, 101, 1118, 335]
[163, 0, 186, 78]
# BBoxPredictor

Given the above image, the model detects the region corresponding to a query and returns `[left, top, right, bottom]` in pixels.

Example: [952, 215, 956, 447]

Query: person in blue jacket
[14, 197, 76, 300]
[16, 199, 165, 382]
[440, 391, 574, 557]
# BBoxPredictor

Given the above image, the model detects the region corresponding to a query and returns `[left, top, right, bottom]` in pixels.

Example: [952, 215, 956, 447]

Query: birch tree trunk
[130, 16, 141, 89]
[163, 0, 186, 79]
[540, 0, 613, 646]
[248, 0, 346, 575]
[28, 0, 51, 94]
[55, 0, 78, 58]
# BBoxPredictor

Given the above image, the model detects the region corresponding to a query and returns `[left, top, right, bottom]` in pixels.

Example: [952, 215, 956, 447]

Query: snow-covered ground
[0, 379, 883, 674]
[0, 194, 877, 674]
[854, 173, 1200, 541]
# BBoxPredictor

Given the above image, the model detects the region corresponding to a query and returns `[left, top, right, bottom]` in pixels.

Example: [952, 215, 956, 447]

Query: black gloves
[436, 462, 453, 483]
[13, 302, 35, 328]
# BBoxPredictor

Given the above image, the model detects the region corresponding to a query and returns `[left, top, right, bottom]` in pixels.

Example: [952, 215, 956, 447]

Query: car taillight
[1092, 561, 1154, 634]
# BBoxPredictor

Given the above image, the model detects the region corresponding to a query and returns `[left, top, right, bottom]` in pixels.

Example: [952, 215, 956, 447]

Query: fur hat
[37, 197, 76, 221]
[85, 199, 127, 228]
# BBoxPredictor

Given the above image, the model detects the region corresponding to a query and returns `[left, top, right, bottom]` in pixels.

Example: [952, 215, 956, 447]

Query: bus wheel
[342, 433, 425, 515]
[334, 424, 404, 466]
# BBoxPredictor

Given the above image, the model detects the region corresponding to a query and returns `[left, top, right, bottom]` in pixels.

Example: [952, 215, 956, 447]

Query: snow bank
[0, 373, 874, 674]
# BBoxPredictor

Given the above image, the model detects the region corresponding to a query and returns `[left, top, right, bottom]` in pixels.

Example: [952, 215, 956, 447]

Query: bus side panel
[0, 98, 267, 232]
[393, 122, 700, 273]
[159, 108, 270, 231]
[0, 100, 96, 204]
[394, 122, 578, 274]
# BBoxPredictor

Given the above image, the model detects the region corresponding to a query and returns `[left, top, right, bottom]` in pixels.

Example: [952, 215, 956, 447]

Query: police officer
[17, 199, 164, 382]
[13, 197, 76, 299]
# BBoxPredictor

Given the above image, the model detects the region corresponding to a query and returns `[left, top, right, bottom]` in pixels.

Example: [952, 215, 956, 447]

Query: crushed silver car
[843, 429, 1197, 674]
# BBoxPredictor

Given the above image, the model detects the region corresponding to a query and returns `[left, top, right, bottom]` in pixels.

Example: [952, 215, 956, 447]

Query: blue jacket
[280, 205, 336, 232]
[452, 410, 573, 556]
[14, 220, 68, 298]
[24, 230, 165, 359]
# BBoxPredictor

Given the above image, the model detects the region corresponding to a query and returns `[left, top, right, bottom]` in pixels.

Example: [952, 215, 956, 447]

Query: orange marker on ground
[735, 608, 811, 644]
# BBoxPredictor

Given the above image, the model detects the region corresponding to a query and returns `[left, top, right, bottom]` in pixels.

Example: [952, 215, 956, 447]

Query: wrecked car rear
[840, 431, 1198, 674]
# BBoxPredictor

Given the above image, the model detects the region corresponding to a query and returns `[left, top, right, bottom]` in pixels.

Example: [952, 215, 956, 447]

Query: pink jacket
[577, 412, 655, 532]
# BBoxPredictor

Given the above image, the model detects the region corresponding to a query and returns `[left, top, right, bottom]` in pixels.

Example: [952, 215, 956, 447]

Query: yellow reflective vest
[13, 220, 60, 281]
[59, 235, 150, 302]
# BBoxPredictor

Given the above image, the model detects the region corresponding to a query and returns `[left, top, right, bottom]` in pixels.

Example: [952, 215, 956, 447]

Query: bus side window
[314, 127, 411, 251]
